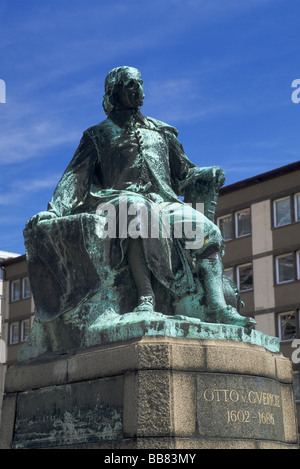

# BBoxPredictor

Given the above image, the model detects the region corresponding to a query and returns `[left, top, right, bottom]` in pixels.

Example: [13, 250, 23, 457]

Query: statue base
[1, 335, 298, 449]
[17, 310, 279, 362]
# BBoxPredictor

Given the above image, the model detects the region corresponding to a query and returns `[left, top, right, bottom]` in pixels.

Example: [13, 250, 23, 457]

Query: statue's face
[116, 68, 145, 110]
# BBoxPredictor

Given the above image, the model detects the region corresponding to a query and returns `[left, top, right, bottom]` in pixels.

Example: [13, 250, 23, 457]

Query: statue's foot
[207, 305, 256, 329]
[133, 296, 155, 313]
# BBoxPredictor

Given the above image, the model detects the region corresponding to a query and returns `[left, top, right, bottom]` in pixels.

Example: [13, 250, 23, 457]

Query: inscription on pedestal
[197, 373, 285, 441]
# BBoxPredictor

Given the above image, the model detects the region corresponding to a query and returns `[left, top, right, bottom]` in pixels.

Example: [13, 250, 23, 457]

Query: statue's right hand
[25, 211, 57, 230]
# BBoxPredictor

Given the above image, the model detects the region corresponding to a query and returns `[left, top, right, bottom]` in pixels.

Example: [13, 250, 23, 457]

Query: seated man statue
[24, 66, 256, 331]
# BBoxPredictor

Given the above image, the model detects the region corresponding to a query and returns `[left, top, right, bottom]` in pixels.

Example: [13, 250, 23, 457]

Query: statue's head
[102, 66, 145, 115]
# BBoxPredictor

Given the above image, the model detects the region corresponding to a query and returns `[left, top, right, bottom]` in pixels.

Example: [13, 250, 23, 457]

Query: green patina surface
[87, 311, 280, 353]
[18, 309, 279, 362]
[21, 67, 276, 362]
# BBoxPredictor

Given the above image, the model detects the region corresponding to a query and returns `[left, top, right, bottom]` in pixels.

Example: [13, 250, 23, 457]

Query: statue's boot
[133, 295, 155, 313]
[197, 253, 256, 329]
[127, 238, 155, 313]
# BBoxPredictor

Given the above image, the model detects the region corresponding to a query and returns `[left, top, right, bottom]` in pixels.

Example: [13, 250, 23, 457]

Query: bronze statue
[24, 66, 256, 330]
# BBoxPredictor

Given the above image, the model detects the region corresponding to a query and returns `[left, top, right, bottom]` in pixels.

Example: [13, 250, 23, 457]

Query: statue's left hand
[25, 211, 57, 230]
[192, 166, 225, 187]
[210, 166, 226, 187]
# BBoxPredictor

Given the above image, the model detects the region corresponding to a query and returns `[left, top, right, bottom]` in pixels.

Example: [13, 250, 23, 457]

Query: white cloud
[0, 77, 91, 165]
[144, 75, 240, 124]
[0, 118, 80, 165]
[0, 174, 60, 206]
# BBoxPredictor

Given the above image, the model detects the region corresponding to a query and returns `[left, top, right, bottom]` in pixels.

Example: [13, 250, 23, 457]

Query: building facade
[1, 255, 35, 365]
[0, 251, 20, 339]
[216, 160, 300, 428]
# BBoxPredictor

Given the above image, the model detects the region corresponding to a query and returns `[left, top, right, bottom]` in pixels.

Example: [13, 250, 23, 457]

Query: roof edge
[1, 254, 26, 266]
[220, 160, 300, 195]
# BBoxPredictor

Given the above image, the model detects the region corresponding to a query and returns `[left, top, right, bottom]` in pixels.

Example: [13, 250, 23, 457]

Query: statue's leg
[197, 252, 256, 328]
[174, 202, 256, 328]
[127, 237, 155, 313]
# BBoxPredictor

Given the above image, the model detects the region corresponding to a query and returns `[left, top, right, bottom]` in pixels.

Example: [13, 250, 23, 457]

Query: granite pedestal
[0, 331, 298, 449]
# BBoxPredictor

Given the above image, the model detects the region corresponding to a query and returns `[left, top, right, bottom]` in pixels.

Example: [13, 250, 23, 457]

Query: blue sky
[0, 0, 299, 254]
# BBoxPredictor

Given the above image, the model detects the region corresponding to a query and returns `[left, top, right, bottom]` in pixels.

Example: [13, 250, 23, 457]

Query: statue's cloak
[24, 115, 220, 321]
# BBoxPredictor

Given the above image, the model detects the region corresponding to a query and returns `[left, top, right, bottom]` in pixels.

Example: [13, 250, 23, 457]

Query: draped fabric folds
[24, 115, 222, 321]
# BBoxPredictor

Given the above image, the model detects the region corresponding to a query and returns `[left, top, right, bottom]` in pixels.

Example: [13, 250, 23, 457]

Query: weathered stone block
[0, 336, 298, 449]
[5, 358, 68, 393]
[205, 341, 277, 377]
[196, 373, 284, 441]
[0, 393, 17, 449]
[124, 370, 172, 438]
[13, 376, 123, 449]
[172, 372, 196, 437]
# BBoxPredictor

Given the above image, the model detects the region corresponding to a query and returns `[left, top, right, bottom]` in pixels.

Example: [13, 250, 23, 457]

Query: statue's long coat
[24, 114, 221, 321]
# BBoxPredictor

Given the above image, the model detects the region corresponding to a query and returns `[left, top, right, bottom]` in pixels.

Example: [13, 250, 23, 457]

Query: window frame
[278, 311, 298, 342]
[21, 318, 31, 343]
[273, 195, 292, 228]
[11, 279, 21, 302]
[224, 267, 234, 282]
[217, 214, 233, 241]
[295, 192, 300, 223]
[235, 207, 252, 238]
[22, 276, 31, 299]
[296, 251, 300, 280]
[236, 262, 253, 292]
[275, 252, 295, 284]
[9, 321, 20, 345]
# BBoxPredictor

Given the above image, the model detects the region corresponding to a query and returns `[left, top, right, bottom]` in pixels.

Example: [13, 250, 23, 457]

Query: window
[11, 279, 20, 302]
[10, 277, 31, 302]
[235, 208, 251, 238]
[217, 214, 232, 241]
[9, 319, 31, 345]
[224, 267, 234, 282]
[276, 253, 295, 284]
[273, 192, 300, 228]
[273, 196, 291, 227]
[278, 312, 297, 341]
[21, 319, 31, 342]
[22, 277, 31, 298]
[295, 193, 300, 222]
[9, 322, 20, 344]
[217, 207, 251, 241]
[237, 263, 253, 292]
